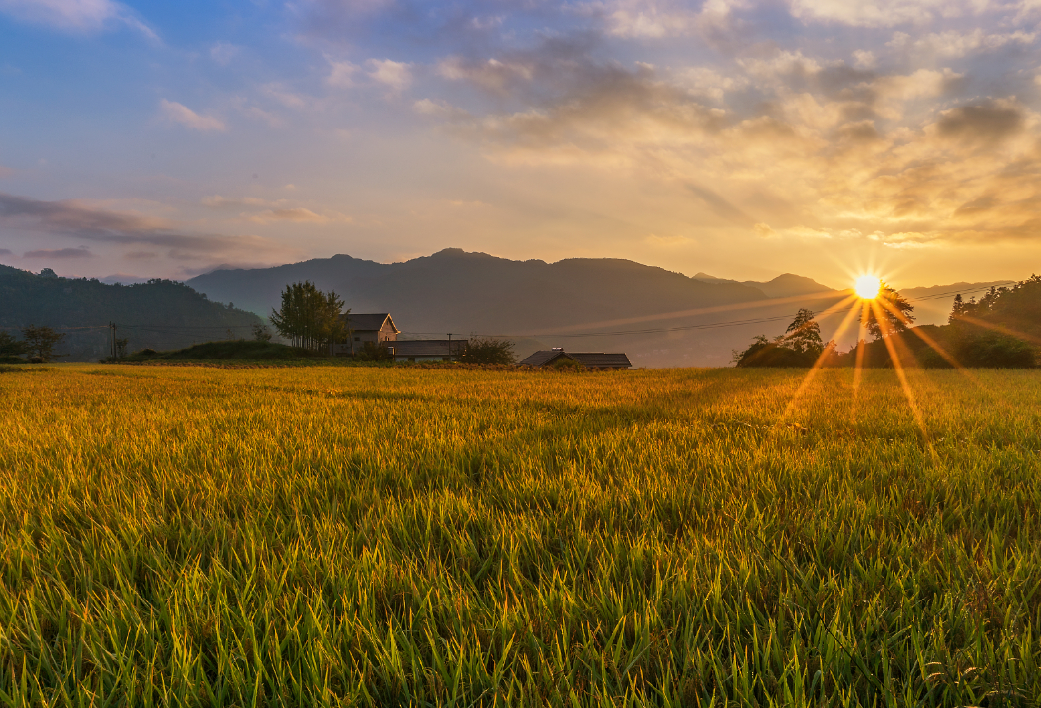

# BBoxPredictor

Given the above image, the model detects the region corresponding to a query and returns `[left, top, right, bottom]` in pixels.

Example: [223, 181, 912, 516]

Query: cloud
[249, 208, 352, 224]
[367, 59, 412, 90]
[0, 165, 13, 179]
[201, 196, 350, 224]
[0, 0, 157, 39]
[210, 42, 241, 66]
[0, 248, 12, 256]
[201, 195, 273, 209]
[888, 28, 1037, 58]
[788, 0, 991, 28]
[935, 102, 1025, 143]
[24, 246, 94, 258]
[0, 192, 285, 258]
[159, 99, 226, 132]
[326, 58, 360, 88]
[260, 83, 308, 109]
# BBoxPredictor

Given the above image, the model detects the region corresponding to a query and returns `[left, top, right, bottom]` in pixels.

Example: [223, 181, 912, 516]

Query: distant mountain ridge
[188, 249, 1012, 367]
[693, 272, 836, 299]
[188, 249, 849, 367]
[0, 265, 263, 360]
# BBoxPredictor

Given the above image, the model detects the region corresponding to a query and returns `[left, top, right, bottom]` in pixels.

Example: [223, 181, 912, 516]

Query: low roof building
[518, 349, 632, 369]
[390, 339, 468, 362]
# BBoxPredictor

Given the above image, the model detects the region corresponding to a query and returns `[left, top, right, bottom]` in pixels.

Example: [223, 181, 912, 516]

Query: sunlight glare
[854, 275, 882, 300]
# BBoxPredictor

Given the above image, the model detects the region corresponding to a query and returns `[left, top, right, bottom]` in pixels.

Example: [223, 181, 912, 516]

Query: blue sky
[2, 0, 1041, 287]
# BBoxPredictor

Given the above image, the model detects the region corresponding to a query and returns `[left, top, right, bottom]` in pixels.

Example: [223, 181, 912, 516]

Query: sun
[854, 275, 882, 299]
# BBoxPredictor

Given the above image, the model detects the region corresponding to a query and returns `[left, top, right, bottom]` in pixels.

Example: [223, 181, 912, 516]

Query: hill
[693, 272, 836, 298]
[0, 265, 264, 361]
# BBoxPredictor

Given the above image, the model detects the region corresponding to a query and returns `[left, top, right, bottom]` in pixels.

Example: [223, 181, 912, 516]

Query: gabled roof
[391, 339, 468, 357]
[342, 313, 398, 333]
[518, 350, 570, 367]
[568, 353, 632, 369]
[518, 350, 632, 369]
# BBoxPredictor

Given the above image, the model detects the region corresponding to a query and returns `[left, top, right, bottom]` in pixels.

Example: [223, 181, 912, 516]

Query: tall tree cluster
[269, 281, 348, 352]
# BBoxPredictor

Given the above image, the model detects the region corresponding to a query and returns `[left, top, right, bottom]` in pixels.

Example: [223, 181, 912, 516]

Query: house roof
[518, 350, 570, 367]
[568, 353, 632, 369]
[391, 339, 468, 357]
[342, 313, 398, 333]
[518, 350, 632, 369]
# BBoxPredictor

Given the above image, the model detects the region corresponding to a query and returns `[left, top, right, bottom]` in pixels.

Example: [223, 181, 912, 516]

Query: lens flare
[854, 275, 882, 300]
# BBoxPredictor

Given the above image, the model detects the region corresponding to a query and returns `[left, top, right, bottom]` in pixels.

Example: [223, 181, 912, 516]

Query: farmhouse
[389, 339, 468, 363]
[519, 349, 632, 369]
[333, 313, 398, 356]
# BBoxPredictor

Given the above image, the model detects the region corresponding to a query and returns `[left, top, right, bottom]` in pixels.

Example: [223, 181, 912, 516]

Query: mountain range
[187, 249, 1004, 367]
[0, 251, 1012, 366]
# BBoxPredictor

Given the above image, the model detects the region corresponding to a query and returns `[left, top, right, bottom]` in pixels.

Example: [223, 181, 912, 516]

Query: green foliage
[734, 309, 832, 367]
[782, 308, 826, 357]
[354, 340, 393, 361]
[551, 356, 584, 370]
[20, 325, 65, 362]
[269, 281, 347, 353]
[0, 330, 27, 361]
[252, 323, 272, 342]
[459, 336, 515, 365]
[943, 275, 1041, 368]
[863, 283, 915, 340]
[1, 367, 1040, 704]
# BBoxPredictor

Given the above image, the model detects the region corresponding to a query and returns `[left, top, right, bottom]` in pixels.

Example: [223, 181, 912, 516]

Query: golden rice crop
[1, 364, 1039, 706]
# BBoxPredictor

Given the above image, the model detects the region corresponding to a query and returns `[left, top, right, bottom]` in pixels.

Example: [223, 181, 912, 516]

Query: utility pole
[447, 333, 455, 363]
[110, 322, 116, 358]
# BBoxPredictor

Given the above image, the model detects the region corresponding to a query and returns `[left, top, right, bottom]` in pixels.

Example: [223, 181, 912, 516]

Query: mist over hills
[188, 249, 856, 367]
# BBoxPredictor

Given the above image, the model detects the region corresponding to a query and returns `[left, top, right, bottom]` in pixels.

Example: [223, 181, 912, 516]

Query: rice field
[1, 363, 1040, 706]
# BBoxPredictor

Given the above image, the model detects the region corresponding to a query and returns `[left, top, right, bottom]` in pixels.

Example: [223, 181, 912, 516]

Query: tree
[733, 310, 831, 368]
[0, 331, 27, 360]
[459, 337, 515, 365]
[863, 283, 914, 340]
[269, 281, 348, 353]
[21, 325, 65, 362]
[252, 324, 272, 342]
[781, 308, 825, 358]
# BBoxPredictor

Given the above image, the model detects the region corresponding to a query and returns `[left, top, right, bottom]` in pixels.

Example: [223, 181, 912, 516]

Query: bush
[953, 332, 1036, 368]
[733, 336, 818, 368]
[459, 337, 515, 365]
[355, 341, 393, 362]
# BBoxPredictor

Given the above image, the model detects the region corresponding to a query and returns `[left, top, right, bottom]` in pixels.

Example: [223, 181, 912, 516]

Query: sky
[2, 0, 1041, 288]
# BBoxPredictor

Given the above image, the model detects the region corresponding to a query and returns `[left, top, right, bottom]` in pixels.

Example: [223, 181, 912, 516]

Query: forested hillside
[0, 266, 263, 361]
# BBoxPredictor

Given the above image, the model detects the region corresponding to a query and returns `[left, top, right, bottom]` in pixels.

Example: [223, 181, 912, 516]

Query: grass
[1, 364, 1040, 706]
